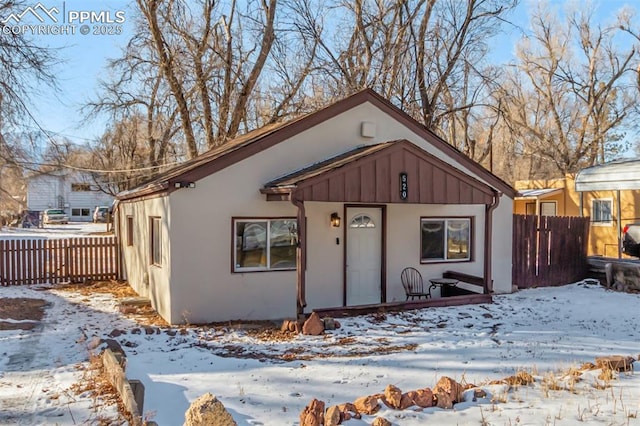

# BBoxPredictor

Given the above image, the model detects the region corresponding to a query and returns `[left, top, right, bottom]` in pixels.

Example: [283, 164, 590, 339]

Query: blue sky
[9, 0, 639, 147]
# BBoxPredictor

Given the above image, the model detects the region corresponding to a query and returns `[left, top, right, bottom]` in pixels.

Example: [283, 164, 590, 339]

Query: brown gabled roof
[262, 140, 497, 205]
[118, 89, 516, 201]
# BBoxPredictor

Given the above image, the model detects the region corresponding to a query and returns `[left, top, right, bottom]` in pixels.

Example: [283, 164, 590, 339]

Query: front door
[346, 207, 382, 305]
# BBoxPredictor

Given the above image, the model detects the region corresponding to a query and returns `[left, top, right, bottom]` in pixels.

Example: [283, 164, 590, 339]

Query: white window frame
[150, 216, 162, 266]
[420, 217, 472, 263]
[591, 198, 613, 226]
[233, 218, 297, 272]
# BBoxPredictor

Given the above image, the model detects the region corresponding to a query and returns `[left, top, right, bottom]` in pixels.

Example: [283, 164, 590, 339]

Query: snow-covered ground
[1, 281, 640, 425]
[0, 222, 111, 240]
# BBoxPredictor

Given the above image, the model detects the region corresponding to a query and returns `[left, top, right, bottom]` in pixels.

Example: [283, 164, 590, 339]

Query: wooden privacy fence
[0, 236, 119, 286]
[513, 215, 590, 289]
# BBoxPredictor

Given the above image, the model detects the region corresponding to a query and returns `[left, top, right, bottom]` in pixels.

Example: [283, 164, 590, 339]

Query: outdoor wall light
[330, 212, 341, 228]
[174, 182, 196, 189]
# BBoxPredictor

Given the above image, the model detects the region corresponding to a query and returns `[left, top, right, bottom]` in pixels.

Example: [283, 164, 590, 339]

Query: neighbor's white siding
[27, 173, 113, 221]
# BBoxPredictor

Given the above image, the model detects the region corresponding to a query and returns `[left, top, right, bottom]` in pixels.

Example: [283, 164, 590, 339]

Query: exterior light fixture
[174, 182, 196, 189]
[330, 212, 341, 228]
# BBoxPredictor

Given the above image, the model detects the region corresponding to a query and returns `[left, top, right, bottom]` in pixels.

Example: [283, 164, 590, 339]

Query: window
[540, 202, 556, 216]
[71, 208, 91, 217]
[421, 218, 471, 262]
[234, 218, 297, 272]
[150, 217, 162, 266]
[126, 216, 134, 246]
[71, 183, 91, 191]
[592, 199, 612, 225]
[525, 203, 536, 216]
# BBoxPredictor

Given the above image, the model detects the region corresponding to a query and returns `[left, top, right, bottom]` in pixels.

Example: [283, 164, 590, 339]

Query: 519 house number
[400, 172, 408, 200]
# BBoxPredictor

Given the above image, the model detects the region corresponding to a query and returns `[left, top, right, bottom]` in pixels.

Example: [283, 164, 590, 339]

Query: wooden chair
[401, 267, 430, 300]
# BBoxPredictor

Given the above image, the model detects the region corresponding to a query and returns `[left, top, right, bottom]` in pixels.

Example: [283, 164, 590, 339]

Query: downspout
[291, 192, 307, 319]
[484, 191, 501, 294]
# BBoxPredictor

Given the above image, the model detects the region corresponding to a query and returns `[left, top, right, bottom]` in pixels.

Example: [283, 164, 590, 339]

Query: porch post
[484, 191, 501, 294]
[617, 190, 622, 259]
[291, 194, 307, 319]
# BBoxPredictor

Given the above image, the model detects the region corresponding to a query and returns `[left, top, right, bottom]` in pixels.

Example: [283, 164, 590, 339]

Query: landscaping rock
[398, 393, 414, 410]
[372, 417, 392, 426]
[434, 376, 464, 405]
[281, 320, 297, 333]
[323, 317, 338, 331]
[382, 384, 402, 409]
[353, 395, 380, 415]
[302, 312, 324, 336]
[325, 405, 341, 426]
[300, 398, 324, 426]
[595, 355, 635, 372]
[337, 402, 360, 420]
[184, 393, 236, 426]
[108, 328, 124, 338]
[435, 392, 454, 409]
[406, 388, 434, 408]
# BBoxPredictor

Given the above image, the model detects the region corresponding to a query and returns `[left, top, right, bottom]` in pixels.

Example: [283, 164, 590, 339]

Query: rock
[383, 384, 402, 409]
[334, 320, 341, 329]
[325, 405, 341, 426]
[434, 376, 464, 404]
[372, 417, 392, 426]
[435, 392, 454, 409]
[398, 393, 414, 410]
[281, 320, 297, 333]
[302, 312, 324, 336]
[474, 388, 487, 399]
[353, 395, 380, 415]
[165, 329, 177, 336]
[323, 317, 338, 331]
[184, 393, 237, 426]
[108, 328, 124, 337]
[595, 355, 635, 372]
[300, 399, 324, 426]
[406, 388, 434, 408]
[131, 328, 141, 335]
[144, 327, 156, 335]
[337, 402, 360, 419]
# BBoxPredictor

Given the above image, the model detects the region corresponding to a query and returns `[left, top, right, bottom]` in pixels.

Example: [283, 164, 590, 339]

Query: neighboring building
[116, 89, 516, 325]
[514, 159, 640, 258]
[26, 171, 114, 222]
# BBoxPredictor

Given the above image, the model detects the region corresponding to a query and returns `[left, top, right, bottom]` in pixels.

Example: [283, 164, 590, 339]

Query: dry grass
[0, 297, 48, 330]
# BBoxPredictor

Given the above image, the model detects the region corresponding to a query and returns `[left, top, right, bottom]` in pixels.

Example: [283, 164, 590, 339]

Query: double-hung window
[421, 217, 471, 262]
[234, 218, 297, 272]
[592, 199, 612, 225]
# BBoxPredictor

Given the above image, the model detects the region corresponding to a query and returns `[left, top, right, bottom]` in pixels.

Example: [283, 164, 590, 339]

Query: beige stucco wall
[127, 101, 514, 324]
[117, 196, 172, 321]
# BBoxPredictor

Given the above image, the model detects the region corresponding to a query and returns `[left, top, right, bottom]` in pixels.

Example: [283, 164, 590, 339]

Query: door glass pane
[350, 214, 375, 228]
[270, 220, 297, 269]
[540, 202, 556, 216]
[236, 221, 267, 269]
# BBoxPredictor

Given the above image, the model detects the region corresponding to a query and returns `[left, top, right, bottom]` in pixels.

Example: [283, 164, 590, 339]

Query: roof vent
[361, 121, 376, 138]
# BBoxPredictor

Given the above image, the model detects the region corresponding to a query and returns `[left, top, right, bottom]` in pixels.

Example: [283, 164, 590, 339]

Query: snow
[0, 222, 111, 240]
[1, 280, 640, 425]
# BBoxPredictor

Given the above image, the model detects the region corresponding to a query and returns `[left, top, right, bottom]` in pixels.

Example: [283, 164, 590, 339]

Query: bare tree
[498, 5, 637, 178]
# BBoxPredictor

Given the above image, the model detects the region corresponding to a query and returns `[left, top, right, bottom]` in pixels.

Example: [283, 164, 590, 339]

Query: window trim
[232, 217, 297, 273]
[420, 216, 473, 264]
[126, 216, 134, 246]
[591, 198, 613, 226]
[150, 216, 162, 266]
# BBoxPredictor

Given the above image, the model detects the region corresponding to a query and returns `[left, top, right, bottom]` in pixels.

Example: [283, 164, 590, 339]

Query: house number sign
[400, 172, 408, 200]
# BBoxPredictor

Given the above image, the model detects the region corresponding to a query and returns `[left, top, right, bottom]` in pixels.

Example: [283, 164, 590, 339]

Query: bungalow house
[514, 159, 640, 258]
[115, 89, 516, 324]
